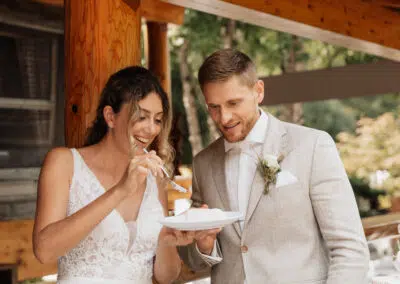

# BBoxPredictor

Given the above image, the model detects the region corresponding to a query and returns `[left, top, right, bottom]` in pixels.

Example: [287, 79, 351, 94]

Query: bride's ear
[103, 106, 116, 129]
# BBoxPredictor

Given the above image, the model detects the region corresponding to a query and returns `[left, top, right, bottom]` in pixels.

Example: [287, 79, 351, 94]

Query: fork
[143, 148, 187, 193]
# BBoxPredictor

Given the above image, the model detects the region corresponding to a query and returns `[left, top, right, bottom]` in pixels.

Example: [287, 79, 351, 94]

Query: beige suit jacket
[179, 113, 369, 284]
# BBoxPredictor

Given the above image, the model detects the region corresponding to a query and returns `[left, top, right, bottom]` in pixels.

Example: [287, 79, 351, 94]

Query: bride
[33, 66, 195, 284]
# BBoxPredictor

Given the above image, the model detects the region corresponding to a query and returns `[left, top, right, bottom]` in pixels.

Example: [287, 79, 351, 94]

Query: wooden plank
[370, 0, 400, 8]
[0, 168, 40, 181]
[260, 60, 400, 105]
[0, 3, 63, 35]
[65, 0, 141, 148]
[162, 0, 400, 61]
[0, 181, 37, 198]
[142, 0, 185, 25]
[0, 97, 54, 111]
[362, 212, 400, 241]
[0, 220, 57, 281]
[146, 21, 171, 95]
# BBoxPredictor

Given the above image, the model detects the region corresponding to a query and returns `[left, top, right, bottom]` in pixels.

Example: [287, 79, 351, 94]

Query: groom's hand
[158, 227, 196, 247]
[195, 204, 222, 255]
[195, 228, 221, 255]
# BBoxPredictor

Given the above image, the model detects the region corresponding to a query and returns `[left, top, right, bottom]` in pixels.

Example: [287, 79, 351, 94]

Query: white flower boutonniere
[257, 153, 284, 195]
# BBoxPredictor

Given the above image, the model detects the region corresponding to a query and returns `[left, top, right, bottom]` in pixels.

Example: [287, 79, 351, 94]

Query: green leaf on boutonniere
[257, 154, 284, 195]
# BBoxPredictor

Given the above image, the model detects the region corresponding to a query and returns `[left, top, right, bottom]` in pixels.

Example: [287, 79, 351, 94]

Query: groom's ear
[255, 79, 264, 104]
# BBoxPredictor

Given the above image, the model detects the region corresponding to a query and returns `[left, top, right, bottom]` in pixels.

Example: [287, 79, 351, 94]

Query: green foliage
[303, 100, 357, 139]
[342, 93, 400, 119]
[337, 112, 400, 195]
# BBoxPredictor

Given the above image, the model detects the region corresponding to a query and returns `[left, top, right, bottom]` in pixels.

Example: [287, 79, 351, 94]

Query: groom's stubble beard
[219, 107, 260, 143]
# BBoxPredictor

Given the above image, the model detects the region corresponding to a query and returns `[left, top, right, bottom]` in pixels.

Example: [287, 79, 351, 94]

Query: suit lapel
[211, 139, 242, 237]
[244, 114, 289, 228]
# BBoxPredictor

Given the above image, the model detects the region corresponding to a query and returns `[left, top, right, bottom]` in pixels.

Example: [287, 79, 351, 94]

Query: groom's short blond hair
[198, 49, 258, 90]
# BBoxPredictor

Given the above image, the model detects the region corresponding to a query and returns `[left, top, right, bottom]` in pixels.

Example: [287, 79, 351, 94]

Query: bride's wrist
[110, 184, 130, 200]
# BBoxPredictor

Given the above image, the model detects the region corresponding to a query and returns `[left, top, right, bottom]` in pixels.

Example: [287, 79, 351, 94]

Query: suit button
[241, 245, 248, 253]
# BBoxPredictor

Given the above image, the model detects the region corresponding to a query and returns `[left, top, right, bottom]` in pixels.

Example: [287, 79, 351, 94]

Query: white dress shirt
[197, 109, 268, 273]
[224, 109, 268, 230]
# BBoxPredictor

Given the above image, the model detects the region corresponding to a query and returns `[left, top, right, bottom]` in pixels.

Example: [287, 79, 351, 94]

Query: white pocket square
[276, 170, 298, 188]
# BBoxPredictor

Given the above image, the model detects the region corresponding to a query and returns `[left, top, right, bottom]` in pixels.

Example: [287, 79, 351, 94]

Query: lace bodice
[57, 149, 164, 284]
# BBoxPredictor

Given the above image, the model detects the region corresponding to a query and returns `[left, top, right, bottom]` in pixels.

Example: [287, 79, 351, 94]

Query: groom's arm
[310, 131, 369, 284]
[178, 156, 223, 271]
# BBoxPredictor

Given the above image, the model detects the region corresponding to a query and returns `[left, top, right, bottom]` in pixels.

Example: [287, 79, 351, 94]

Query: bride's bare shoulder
[40, 147, 74, 179]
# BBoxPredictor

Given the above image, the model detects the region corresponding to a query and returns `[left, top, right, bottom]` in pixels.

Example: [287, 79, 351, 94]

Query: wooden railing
[362, 212, 400, 241]
[0, 219, 57, 282]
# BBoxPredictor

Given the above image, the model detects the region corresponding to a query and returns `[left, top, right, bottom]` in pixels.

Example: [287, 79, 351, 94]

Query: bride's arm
[33, 148, 146, 264]
[153, 180, 188, 283]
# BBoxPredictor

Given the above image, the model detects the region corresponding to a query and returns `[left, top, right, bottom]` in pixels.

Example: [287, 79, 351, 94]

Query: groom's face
[203, 75, 264, 143]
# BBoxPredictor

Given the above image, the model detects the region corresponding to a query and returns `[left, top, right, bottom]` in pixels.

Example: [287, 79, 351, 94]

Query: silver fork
[143, 149, 187, 193]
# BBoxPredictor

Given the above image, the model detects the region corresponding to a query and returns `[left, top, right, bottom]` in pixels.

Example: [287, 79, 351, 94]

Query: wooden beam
[65, 0, 141, 148]
[162, 0, 400, 62]
[146, 21, 171, 95]
[31, 0, 63, 7]
[32, 0, 185, 25]
[0, 220, 57, 281]
[261, 60, 400, 105]
[142, 0, 185, 25]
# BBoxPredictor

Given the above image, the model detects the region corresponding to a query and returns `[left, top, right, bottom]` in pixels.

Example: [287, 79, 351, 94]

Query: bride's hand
[117, 151, 164, 196]
[158, 227, 196, 247]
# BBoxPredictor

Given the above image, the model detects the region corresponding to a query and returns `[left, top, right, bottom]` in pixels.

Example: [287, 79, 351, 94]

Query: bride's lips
[133, 136, 152, 146]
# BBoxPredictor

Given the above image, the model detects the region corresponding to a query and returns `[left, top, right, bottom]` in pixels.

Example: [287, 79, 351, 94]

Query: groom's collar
[224, 109, 268, 152]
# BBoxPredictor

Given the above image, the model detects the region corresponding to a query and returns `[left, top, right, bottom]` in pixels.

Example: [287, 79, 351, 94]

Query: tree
[337, 112, 400, 195]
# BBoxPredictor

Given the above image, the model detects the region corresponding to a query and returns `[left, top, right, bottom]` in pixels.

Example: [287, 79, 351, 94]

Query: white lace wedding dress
[57, 149, 164, 284]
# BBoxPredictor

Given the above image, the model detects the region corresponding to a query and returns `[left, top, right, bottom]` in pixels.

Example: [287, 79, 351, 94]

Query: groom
[180, 49, 370, 283]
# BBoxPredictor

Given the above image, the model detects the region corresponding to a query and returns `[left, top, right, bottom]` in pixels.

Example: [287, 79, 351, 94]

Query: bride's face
[129, 92, 164, 153]
[105, 92, 164, 156]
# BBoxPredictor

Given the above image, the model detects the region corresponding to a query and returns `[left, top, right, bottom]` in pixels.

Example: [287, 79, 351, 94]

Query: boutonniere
[257, 153, 284, 195]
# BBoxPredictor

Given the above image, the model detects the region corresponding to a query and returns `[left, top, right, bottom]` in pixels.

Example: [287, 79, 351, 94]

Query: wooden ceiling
[164, 0, 400, 61]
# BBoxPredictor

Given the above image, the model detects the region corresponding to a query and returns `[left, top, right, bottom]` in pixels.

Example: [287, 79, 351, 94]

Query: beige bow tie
[224, 140, 255, 153]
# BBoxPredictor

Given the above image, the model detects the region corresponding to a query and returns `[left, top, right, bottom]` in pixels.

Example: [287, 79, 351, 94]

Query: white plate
[160, 208, 244, 230]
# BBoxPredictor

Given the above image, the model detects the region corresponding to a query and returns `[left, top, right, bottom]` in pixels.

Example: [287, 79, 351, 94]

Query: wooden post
[64, 0, 141, 148]
[146, 21, 171, 95]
